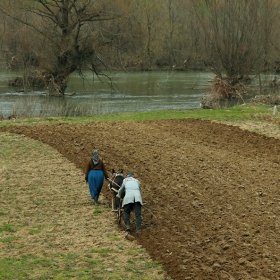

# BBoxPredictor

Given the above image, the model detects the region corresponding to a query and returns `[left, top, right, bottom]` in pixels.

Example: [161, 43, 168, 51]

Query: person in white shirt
[117, 172, 143, 232]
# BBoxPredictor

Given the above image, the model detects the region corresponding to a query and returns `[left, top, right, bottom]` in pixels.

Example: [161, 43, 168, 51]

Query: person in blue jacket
[117, 172, 143, 232]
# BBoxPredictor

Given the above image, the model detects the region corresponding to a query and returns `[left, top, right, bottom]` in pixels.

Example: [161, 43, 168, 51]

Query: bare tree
[159, 0, 190, 69]
[0, 0, 119, 96]
[191, 0, 275, 79]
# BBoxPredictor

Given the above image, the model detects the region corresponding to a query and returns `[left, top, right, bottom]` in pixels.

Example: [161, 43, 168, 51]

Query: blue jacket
[118, 177, 143, 207]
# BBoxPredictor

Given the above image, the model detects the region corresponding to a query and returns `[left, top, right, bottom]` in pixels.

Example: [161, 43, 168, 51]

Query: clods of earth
[2, 118, 280, 279]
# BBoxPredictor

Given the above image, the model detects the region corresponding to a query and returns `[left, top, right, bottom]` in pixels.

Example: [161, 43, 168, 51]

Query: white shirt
[118, 177, 143, 207]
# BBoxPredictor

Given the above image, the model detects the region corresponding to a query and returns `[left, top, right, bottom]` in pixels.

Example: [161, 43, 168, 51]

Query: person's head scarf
[91, 150, 99, 165]
[126, 172, 134, 177]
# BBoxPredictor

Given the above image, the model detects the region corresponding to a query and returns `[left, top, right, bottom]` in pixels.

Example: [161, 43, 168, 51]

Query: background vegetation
[0, 0, 279, 97]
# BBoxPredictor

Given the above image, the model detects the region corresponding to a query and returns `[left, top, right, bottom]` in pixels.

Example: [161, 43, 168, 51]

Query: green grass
[0, 104, 276, 127]
[93, 209, 102, 216]
[0, 236, 20, 243]
[0, 255, 55, 280]
[107, 234, 121, 240]
[0, 223, 19, 233]
[128, 249, 146, 255]
[0, 254, 105, 280]
[0, 251, 154, 280]
[29, 228, 41, 234]
[91, 248, 114, 254]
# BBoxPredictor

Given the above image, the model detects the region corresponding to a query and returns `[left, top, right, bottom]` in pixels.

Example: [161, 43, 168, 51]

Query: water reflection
[0, 70, 216, 117]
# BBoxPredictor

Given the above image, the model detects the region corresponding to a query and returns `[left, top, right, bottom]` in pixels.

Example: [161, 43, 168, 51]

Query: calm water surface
[0, 70, 216, 117]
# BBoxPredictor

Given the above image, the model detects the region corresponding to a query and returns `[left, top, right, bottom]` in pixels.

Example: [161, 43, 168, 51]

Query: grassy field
[0, 103, 277, 128]
[0, 133, 168, 280]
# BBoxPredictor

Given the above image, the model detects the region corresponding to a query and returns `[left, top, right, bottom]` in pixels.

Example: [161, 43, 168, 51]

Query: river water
[0, 70, 220, 117]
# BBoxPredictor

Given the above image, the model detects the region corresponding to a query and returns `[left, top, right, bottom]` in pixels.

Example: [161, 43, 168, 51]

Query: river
[0, 69, 242, 117]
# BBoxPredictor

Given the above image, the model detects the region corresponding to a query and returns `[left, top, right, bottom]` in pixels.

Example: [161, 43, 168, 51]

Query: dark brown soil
[2, 118, 280, 280]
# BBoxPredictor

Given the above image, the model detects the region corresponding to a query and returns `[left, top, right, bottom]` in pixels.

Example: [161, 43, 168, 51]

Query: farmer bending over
[117, 172, 143, 233]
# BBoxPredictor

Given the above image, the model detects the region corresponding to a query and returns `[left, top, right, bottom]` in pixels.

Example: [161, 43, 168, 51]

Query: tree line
[0, 0, 279, 96]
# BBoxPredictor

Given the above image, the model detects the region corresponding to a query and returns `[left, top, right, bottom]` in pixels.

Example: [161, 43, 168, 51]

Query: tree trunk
[258, 73, 263, 95]
[47, 74, 69, 97]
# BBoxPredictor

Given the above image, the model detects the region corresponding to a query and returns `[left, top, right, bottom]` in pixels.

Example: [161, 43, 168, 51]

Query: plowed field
[2, 118, 280, 280]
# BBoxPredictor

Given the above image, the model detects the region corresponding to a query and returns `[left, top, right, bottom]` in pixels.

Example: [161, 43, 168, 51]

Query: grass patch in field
[0, 223, 19, 233]
[84, 254, 93, 258]
[107, 234, 121, 240]
[128, 249, 146, 255]
[0, 236, 20, 243]
[91, 248, 114, 254]
[0, 104, 277, 127]
[93, 209, 102, 216]
[0, 211, 6, 216]
[29, 228, 41, 234]
[86, 258, 102, 266]
[0, 253, 106, 279]
[146, 261, 158, 268]
[0, 255, 54, 279]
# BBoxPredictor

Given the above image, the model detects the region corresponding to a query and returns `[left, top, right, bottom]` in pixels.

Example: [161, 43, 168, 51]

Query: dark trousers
[123, 202, 142, 231]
